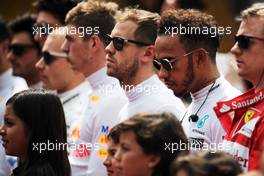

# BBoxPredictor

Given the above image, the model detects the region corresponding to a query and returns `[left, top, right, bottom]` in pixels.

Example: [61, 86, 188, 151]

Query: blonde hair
[241, 3, 264, 20]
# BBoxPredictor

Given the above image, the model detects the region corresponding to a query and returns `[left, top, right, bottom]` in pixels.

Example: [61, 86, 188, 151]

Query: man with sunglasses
[105, 8, 185, 122]
[7, 14, 42, 88]
[0, 16, 28, 176]
[155, 9, 241, 152]
[33, 0, 77, 48]
[35, 27, 93, 175]
[214, 3, 264, 172]
[62, 1, 127, 175]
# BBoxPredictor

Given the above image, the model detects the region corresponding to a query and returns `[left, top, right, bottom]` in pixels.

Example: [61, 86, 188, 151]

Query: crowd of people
[0, 0, 264, 176]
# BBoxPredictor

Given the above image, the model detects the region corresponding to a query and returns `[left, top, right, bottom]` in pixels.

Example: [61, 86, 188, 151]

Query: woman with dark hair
[0, 89, 70, 176]
[112, 112, 188, 176]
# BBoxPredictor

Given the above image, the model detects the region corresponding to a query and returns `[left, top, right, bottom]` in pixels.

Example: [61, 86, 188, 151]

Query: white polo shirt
[70, 67, 127, 176]
[119, 74, 186, 122]
[181, 77, 241, 152]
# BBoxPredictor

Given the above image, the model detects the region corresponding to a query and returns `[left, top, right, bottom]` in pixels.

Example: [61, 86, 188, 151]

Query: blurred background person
[33, 0, 77, 48]
[7, 14, 42, 88]
[0, 89, 70, 176]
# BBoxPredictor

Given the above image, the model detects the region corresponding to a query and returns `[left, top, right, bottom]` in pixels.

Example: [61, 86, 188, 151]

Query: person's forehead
[36, 11, 61, 25]
[42, 37, 62, 52]
[12, 32, 33, 44]
[155, 35, 186, 56]
[111, 20, 138, 39]
[238, 16, 264, 36]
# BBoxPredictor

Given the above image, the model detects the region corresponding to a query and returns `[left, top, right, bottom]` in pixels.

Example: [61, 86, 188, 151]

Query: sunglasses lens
[153, 59, 161, 70]
[161, 59, 173, 71]
[43, 51, 52, 65]
[236, 36, 250, 50]
[9, 45, 24, 56]
[113, 37, 124, 51]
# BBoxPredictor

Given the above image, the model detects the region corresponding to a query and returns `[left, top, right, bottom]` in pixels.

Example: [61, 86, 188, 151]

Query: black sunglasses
[235, 35, 264, 50]
[153, 50, 197, 71]
[104, 34, 152, 51]
[42, 51, 68, 65]
[9, 44, 36, 57]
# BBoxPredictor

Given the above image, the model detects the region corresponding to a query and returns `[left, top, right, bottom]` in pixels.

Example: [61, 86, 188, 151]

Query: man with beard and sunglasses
[105, 8, 185, 122]
[0, 16, 28, 176]
[214, 3, 264, 172]
[35, 27, 92, 175]
[155, 9, 241, 152]
[61, 1, 127, 175]
[7, 14, 42, 88]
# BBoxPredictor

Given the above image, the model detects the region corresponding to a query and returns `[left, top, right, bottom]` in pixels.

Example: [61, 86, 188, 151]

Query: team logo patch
[197, 115, 209, 128]
[91, 95, 100, 102]
[244, 110, 255, 123]
[219, 103, 231, 113]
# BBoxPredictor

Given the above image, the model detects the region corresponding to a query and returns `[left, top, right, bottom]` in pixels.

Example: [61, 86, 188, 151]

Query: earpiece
[189, 114, 199, 122]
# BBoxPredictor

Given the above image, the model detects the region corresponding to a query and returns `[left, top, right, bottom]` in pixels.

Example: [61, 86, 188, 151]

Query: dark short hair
[171, 151, 243, 176]
[0, 16, 10, 42]
[115, 112, 188, 176]
[33, 0, 77, 25]
[158, 9, 219, 61]
[6, 89, 70, 176]
[8, 14, 41, 54]
[107, 125, 120, 144]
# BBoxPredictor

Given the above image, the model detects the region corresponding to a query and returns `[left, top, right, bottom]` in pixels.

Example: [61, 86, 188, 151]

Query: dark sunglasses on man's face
[42, 51, 68, 65]
[104, 34, 152, 51]
[9, 44, 36, 57]
[235, 35, 264, 50]
[153, 50, 197, 71]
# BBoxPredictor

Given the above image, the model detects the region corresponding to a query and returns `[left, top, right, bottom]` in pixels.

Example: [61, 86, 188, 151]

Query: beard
[174, 55, 195, 97]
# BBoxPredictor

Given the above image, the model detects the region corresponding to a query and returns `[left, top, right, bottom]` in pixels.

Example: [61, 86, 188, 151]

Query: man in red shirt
[214, 3, 264, 172]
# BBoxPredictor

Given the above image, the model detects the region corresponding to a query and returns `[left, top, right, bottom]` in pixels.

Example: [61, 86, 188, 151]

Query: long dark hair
[7, 89, 70, 176]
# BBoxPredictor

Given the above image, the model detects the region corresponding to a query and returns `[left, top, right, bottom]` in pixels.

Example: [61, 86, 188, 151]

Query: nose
[158, 67, 169, 80]
[105, 42, 115, 56]
[103, 156, 111, 167]
[7, 51, 15, 62]
[230, 42, 242, 58]
[35, 57, 45, 70]
[61, 39, 69, 54]
[0, 125, 6, 136]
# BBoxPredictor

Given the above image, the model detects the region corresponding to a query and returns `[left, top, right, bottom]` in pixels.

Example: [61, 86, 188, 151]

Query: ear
[192, 48, 208, 68]
[141, 45, 155, 63]
[147, 154, 161, 168]
[88, 35, 102, 51]
[0, 39, 9, 56]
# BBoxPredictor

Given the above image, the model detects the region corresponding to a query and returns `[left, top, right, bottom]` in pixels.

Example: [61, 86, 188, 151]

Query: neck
[84, 51, 106, 77]
[58, 73, 85, 94]
[26, 73, 41, 87]
[121, 65, 154, 90]
[0, 59, 10, 75]
[253, 69, 264, 92]
[191, 66, 220, 93]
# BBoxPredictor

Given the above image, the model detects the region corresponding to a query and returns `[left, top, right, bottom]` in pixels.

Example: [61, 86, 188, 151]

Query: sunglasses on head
[235, 35, 264, 50]
[42, 51, 68, 65]
[104, 34, 153, 51]
[153, 50, 200, 71]
[9, 44, 36, 57]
